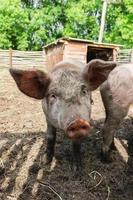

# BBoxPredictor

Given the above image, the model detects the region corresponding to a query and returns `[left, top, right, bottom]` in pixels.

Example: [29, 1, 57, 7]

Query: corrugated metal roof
[43, 37, 122, 49]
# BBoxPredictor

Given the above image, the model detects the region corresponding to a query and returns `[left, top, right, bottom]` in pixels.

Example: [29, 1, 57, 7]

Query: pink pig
[100, 63, 133, 162]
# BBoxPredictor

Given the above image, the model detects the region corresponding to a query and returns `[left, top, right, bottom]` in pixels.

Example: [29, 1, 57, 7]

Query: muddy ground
[0, 66, 133, 200]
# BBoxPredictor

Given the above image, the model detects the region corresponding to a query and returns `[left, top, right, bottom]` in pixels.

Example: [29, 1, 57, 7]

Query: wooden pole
[98, 0, 108, 43]
[9, 48, 13, 68]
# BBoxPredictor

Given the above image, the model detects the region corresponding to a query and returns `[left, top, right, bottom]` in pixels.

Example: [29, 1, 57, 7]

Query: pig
[10, 59, 116, 170]
[100, 63, 133, 162]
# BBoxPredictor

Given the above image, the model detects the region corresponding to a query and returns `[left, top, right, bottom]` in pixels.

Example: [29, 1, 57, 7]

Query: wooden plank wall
[0, 49, 46, 70]
[45, 43, 64, 71]
[63, 41, 87, 64]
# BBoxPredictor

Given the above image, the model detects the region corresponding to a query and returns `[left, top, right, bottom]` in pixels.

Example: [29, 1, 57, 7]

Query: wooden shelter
[43, 37, 121, 71]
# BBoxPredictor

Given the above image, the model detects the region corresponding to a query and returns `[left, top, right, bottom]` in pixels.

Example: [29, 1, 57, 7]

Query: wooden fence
[0, 49, 46, 70]
[0, 48, 132, 70]
[116, 49, 133, 63]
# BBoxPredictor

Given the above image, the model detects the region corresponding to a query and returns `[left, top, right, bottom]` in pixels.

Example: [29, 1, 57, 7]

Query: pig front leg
[100, 82, 127, 162]
[101, 118, 120, 162]
[72, 142, 82, 171]
[44, 121, 56, 164]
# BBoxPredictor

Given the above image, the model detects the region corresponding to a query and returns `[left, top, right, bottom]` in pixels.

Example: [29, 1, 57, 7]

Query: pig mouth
[65, 119, 91, 141]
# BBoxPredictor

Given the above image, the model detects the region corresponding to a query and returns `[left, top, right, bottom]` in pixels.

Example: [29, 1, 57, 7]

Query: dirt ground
[0, 66, 133, 200]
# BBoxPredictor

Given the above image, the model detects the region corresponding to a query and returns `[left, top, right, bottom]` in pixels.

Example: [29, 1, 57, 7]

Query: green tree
[0, 0, 29, 49]
[63, 0, 101, 41]
[105, 0, 133, 48]
[0, 0, 132, 50]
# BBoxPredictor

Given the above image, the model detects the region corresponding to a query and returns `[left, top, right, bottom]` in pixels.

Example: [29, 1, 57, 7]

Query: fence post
[113, 48, 118, 61]
[9, 48, 13, 68]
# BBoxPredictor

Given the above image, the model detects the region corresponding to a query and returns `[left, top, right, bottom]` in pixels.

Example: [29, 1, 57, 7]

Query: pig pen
[0, 66, 133, 200]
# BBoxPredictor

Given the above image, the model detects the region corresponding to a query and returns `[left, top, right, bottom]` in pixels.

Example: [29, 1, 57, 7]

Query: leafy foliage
[0, 0, 132, 50]
[105, 0, 133, 48]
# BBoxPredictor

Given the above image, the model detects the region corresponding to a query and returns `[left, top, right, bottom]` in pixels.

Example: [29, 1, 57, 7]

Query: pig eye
[81, 86, 88, 95]
[49, 94, 57, 100]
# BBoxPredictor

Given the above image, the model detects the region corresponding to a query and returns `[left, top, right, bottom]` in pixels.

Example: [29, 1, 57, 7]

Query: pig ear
[83, 59, 117, 90]
[10, 68, 50, 99]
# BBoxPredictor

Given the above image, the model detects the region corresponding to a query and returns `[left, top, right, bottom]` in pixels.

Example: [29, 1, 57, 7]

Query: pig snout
[66, 119, 91, 140]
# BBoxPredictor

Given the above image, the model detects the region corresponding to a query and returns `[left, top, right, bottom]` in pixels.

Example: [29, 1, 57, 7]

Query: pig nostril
[69, 127, 75, 131]
[81, 125, 88, 130]
[68, 125, 89, 132]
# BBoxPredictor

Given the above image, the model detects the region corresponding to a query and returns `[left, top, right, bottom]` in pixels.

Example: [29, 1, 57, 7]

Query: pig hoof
[72, 159, 82, 172]
[72, 164, 81, 172]
[42, 154, 53, 165]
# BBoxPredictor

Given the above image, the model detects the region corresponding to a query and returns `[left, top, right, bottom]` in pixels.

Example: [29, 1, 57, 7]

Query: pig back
[108, 63, 133, 108]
